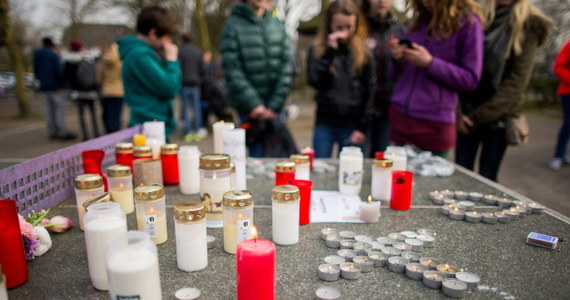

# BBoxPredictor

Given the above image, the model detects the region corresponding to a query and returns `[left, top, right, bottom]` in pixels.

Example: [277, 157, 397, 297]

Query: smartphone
[398, 38, 414, 49]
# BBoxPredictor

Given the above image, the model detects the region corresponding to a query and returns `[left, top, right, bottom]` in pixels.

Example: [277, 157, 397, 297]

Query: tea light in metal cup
[336, 249, 357, 262]
[419, 257, 442, 270]
[483, 194, 498, 205]
[422, 270, 446, 289]
[401, 251, 421, 262]
[369, 241, 384, 251]
[368, 251, 388, 267]
[496, 212, 511, 223]
[529, 202, 545, 214]
[417, 228, 436, 236]
[436, 263, 459, 278]
[325, 234, 343, 248]
[388, 232, 407, 242]
[441, 189, 454, 198]
[440, 205, 452, 216]
[468, 192, 483, 201]
[404, 239, 424, 252]
[515, 206, 528, 216]
[464, 211, 482, 223]
[207, 235, 216, 249]
[443, 198, 458, 205]
[353, 256, 374, 273]
[454, 191, 468, 200]
[504, 209, 520, 219]
[400, 231, 418, 238]
[405, 263, 427, 280]
[354, 235, 373, 243]
[324, 255, 346, 266]
[455, 271, 481, 291]
[481, 212, 498, 224]
[321, 228, 339, 240]
[339, 230, 357, 239]
[393, 241, 413, 252]
[417, 235, 435, 247]
[353, 242, 373, 256]
[315, 286, 341, 300]
[340, 239, 356, 249]
[387, 256, 409, 273]
[497, 197, 513, 208]
[377, 236, 395, 246]
[429, 190, 440, 200]
[339, 262, 361, 280]
[457, 201, 475, 211]
[432, 194, 446, 205]
[448, 208, 465, 221]
[317, 264, 340, 282]
[442, 278, 467, 298]
[512, 200, 524, 207]
[381, 246, 402, 257]
[175, 287, 201, 300]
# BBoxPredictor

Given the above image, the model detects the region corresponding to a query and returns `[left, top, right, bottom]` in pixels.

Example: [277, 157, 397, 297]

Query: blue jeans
[554, 95, 570, 159]
[313, 124, 362, 158]
[101, 97, 123, 133]
[455, 127, 507, 182]
[180, 86, 202, 135]
[41, 90, 69, 137]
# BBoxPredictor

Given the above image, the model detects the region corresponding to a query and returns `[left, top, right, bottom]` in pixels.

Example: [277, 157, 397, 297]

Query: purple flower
[22, 235, 39, 261]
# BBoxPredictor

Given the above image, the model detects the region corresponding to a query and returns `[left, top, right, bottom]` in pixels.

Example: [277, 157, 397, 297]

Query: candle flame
[251, 226, 258, 239]
[220, 120, 225, 124]
[368, 195, 372, 203]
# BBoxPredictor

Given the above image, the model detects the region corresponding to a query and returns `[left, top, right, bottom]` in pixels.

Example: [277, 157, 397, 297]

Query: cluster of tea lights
[318, 228, 481, 298]
[430, 189, 546, 224]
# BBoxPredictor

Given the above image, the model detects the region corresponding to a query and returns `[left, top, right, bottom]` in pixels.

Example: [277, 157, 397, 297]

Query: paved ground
[1, 90, 568, 216]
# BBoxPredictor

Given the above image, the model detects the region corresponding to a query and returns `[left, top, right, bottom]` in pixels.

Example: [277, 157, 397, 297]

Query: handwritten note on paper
[311, 191, 364, 223]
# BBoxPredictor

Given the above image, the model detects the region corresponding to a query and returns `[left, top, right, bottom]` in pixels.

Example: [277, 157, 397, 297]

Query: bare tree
[56, 0, 111, 40]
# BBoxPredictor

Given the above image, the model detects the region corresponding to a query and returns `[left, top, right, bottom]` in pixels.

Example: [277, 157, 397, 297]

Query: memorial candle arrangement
[213, 121, 235, 154]
[135, 184, 168, 245]
[223, 128, 247, 190]
[338, 146, 363, 195]
[274, 160, 295, 186]
[0, 199, 28, 289]
[178, 145, 201, 194]
[106, 231, 162, 300]
[161, 144, 180, 185]
[74, 174, 105, 230]
[371, 158, 393, 201]
[107, 165, 134, 214]
[133, 158, 163, 187]
[236, 228, 276, 300]
[83, 202, 127, 291]
[290, 154, 310, 181]
[199, 153, 232, 228]
[272, 185, 300, 245]
[223, 190, 254, 254]
[115, 142, 134, 170]
[174, 202, 208, 272]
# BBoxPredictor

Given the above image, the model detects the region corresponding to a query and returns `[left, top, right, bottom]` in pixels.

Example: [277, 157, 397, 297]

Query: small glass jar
[83, 192, 114, 211]
[275, 160, 295, 186]
[84, 202, 127, 291]
[107, 165, 134, 214]
[338, 146, 363, 196]
[74, 174, 105, 230]
[133, 145, 153, 160]
[135, 184, 168, 245]
[106, 231, 161, 300]
[133, 158, 163, 186]
[222, 190, 254, 254]
[371, 159, 393, 201]
[272, 185, 300, 245]
[199, 153, 231, 228]
[115, 142, 134, 170]
[178, 146, 201, 194]
[161, 144, 180, 185]
[174, 202, 207, 272]
[290, 154, 310, 181]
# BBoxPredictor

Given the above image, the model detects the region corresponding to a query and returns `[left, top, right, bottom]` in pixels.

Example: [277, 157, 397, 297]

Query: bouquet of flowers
[18, 209, 73, 260]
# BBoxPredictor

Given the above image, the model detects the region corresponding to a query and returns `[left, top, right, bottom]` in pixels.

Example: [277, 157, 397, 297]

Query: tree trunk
[0, 0, 31, 118]
[194, 0, 211, 52]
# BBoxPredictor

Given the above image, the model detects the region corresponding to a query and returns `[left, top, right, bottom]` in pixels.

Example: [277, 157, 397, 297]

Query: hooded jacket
[117, 35, 181, 135]
[553, 39, 570, 96]
[221, 4, 292, 115]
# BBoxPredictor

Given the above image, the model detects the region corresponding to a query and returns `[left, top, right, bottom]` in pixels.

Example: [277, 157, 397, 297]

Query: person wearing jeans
[180, 85, 202, 141]
[97, 42, 124, 134]
[179, 33, 204, 142]
[549, 39, 570, 170]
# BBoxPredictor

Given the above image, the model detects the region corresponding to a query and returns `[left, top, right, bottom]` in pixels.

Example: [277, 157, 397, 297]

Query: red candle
[300, 147, 315, 171]
[115, 142, 134, 170]
[0, 199, 28, 288]
[274, 160, 295, 186]
[82, 150, 105, 175]
[160, 144, 179, 185]
[290, 179, 312, 225]
[236, 228, 276, 300]
[390, 171, 414, 210]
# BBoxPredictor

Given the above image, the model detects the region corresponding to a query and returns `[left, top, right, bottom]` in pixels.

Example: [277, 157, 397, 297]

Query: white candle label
[116, 295, 141, 300]
[143, 215, 158, 238]
[237, 219, 251, 244]
[342, 171, 362, 186]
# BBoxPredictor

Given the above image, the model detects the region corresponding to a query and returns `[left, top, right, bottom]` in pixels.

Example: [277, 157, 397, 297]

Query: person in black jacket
[307, 0, 376, 158]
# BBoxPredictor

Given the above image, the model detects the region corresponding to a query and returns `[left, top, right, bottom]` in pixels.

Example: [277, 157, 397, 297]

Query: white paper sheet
[310, 190, 364, 223]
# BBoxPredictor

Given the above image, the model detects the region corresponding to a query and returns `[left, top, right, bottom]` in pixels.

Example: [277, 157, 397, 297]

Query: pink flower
[47, 216, 73, 233]
[39, 218, 51, 226]
[18, 215, 37, 240]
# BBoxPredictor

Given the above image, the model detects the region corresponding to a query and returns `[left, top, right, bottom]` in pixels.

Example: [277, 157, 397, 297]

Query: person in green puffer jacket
[221, 0, 293, 157]
[117, 5, 181, 139]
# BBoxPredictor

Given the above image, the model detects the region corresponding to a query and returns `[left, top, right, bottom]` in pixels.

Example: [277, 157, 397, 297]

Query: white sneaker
[549, 158, 563, 170]
[198, 128, 209, 139]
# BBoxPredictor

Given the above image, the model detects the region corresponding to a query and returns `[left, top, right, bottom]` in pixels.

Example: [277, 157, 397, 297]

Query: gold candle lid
[275, 160, 295, 173]
[134, 184, 165, 201]
[133, 145, 152, 157]
[161, 143, 179, 155]
[107, 165, 131, 177]
[115, 142, 133, 154]
[223, 190, 253, 207]
[373, 158, 393, 168]
[290, 154, 309, 164]
[74, 174, 104, 190]
[272, 185, 300, 202]
[83, 192, 113, 209]
[199, 153, 231, 170]
[173, 202, 206, 223]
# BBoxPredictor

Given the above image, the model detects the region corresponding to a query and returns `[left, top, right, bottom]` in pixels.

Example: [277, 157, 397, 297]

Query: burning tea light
[321, 228, 339, 240]
[404, 239, 424, 252]
[440, 205, 453, 216]
[368, 251, 388, 267]
[442, 278, 468, 298]
[448, 208, 466, 221]
[317, 264, 340, 282]
[443, 198, 458, 205]
[354, 235, 373, 243]
[369, 241, 384, 251]
[506, 208, 520, 218]
[406, 263, 427, 280]
[340, 239, 356, 249]
[387, 256, 409, 273]
[481, 212, 497, 224]
[400, 231, 418, 239]
[454, 191, 468, 200]
[315, 286, 341, 300]
[436, 264, 459, 278]
[324, 255, 346, 266]
[423, 270, 446, 289]
[465, 211, 482, 223]
[457, 201, 475, 211]
[352, 256, 374, 273]
[455, 272, 481, 291]
[353, 242, 373, 256]
[419, 257, 441, 270]
[441, 189, 454, 198]
[496, 212, 511, 223]
[417, 235, 435, 247]
[339, 262, 362, 280]
[381, 247, 402, 257]
[401, 251, 421, 263]
[468, 192, 483, 201]
[432, 194, 446, 205]
[429, 191, 440, 200]
[483, 194, 498, 205]
[417, 228, 436, 236]
[388, 233, 407, 242]
[337, 249, 357, 262]
[377, 237, 396, 246]
[529, 202, 545, 214]
[325, 235, 343, 248]
[339, 230, 357, 240]
[393, 242, 413, 252]
[497, 197, 513, 208]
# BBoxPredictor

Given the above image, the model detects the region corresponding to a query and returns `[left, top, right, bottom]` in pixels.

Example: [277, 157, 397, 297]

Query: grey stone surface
[8, 160, 570, 299]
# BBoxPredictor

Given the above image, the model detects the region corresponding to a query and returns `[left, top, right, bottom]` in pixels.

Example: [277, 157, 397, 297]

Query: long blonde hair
[313, 0, 369, 74]
[483, 0, 554, 57]
[408, 0, 485, 39]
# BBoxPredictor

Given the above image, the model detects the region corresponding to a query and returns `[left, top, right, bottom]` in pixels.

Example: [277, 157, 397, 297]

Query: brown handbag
[505, 114, 529, 146]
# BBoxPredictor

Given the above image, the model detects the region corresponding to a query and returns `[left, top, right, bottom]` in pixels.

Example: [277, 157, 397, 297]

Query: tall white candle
[174, 202, 208, 272]
[272, 185, 300, 245]
[223, 129, 247, 190]
[178, 146, 201, 194]
[213, 121, 235, 154]
[371, 159, 393, 201]
[338, 147, 363, 195]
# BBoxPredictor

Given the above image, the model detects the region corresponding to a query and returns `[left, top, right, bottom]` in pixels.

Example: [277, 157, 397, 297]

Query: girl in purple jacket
[388, 0, 484, 157]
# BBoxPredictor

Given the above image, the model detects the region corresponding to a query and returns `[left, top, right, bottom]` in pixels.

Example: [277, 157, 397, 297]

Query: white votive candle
[178, 146, 201, 195]
[272, 185, 300, 245]
[174, 202, 208, 272]
[213, 121, 234, 154]
[359, 195, 380, 223]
